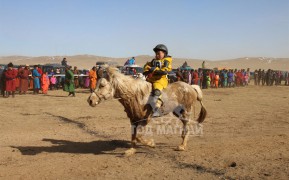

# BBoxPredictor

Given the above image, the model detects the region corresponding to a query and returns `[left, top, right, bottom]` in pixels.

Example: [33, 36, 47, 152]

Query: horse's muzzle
[89, 100, 99, 107]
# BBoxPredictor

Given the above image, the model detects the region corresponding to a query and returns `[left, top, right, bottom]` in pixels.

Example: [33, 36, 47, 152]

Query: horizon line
[0, 54, 288, 62]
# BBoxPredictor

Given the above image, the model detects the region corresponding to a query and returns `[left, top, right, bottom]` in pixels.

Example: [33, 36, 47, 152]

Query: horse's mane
[107, 67, 152, 100]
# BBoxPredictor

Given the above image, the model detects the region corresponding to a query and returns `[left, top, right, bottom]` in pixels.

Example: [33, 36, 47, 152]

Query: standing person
[210, 70, 215, 88]
[61, 57, 68, 66]
[215, 72, 220, 88]
[285, 71, 289, 86]
[32, 65, 41, 94]
[244, 72, 249, 86]
[198, 69, 203, 88]
[227, 70, 234, 88]
[266, 69, 270, 86]
[202, 61, 206, 69]
[257, 69, 262, 85]
[4, 62, 18, 98]
[84, 70, 90, 88]
[270, 70, 274, 86]
[89, 66, 97, 93]
[19, 64, 31, 95]
[15, 66, 22, 92]
[233, 69, 237, 87]
[286, 71, 289, 86]
[246, 68, 251, 84]
[261, 69, 266, 85]
[190, 69, 194, 85]
[37, 65, 43, 87]
[187, 70, 192, 85]
[236, 70, 242, 87]
[241, 69, 245, 86]
[232, 70, 236, 87]
[275, 71, 280, 86]
[192, 69, 199, 85]
[0, 66, 6, 96]
[64, 66, 75, 97]
[224, 70, 228, 87]
[73, 66, 80, 88]
[41, 71, 50, 94]
[205, 72, 211, 89]
[50, 75, 57, 90]
[176, 68, 183, 81]
[143, 44, 172, 117]
[254, 70, 258, 85]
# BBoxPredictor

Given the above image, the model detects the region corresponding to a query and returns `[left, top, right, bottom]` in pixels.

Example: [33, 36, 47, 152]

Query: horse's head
[87, 77, 114, 107]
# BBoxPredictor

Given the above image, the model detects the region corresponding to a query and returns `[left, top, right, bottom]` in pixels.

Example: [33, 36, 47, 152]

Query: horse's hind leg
[177, 120, 189, 151]
[177, 112, 192, 151]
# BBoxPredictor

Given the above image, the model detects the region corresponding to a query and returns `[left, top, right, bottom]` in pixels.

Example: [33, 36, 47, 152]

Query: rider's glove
[149, 67, 156, 72]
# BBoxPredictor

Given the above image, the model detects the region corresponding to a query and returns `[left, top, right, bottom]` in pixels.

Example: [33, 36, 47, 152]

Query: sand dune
[0, 55, 288, 71]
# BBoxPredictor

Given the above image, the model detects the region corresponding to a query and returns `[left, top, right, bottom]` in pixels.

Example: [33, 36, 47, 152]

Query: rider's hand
[149, 67, 156, 72]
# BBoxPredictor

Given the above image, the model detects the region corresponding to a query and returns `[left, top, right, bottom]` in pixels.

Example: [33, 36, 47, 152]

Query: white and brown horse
[88, 67, 207, 155]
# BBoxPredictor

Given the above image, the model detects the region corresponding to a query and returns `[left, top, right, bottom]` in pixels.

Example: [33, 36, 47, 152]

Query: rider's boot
[150, 89, 163, 117]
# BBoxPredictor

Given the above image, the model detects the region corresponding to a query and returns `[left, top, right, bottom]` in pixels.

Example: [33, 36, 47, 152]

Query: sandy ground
[0, 84, 289, 179]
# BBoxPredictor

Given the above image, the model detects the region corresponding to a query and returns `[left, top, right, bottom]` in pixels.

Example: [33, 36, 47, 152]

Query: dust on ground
[0, 85, 288, 179]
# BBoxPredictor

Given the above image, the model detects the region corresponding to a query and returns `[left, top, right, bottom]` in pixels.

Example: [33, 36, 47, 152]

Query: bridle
[93, 80, 113, 103]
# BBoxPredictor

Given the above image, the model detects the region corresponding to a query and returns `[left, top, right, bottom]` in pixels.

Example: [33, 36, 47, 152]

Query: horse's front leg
[136, 125, 155, 148]
[135, 119, 155, 148]
[125, 124, 137, 156]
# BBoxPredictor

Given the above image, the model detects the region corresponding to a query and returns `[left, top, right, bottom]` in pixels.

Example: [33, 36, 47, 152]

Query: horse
[87, 67, 207, 155]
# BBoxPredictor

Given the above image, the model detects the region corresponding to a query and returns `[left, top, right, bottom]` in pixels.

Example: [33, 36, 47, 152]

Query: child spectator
[50, 75, 57, 90]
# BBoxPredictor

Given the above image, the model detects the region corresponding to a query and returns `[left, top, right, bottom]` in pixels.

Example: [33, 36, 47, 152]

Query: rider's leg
[150, 79, 168, 117]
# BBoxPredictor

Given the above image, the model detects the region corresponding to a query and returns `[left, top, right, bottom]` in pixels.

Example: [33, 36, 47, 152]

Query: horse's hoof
[176, 145, 186, 151]
[125, 148, 136, 156]
[147, 139, 155, 148]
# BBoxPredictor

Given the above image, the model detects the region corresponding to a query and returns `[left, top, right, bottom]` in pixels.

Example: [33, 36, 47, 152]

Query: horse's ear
[103, 64, 109, 69]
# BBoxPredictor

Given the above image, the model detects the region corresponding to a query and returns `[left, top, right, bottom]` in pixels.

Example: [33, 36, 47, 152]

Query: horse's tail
[192, 85, 207, 123]
[197, 101, 207, 123]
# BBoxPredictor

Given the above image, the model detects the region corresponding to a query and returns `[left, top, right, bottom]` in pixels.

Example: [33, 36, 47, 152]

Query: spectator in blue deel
[128, 57, 135, 65]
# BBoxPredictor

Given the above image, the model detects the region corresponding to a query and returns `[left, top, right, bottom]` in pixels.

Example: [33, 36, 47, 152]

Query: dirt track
[0, 85, 288, 179]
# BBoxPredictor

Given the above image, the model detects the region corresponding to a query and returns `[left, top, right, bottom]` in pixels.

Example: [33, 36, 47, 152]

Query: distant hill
[0, 55, 288, 71]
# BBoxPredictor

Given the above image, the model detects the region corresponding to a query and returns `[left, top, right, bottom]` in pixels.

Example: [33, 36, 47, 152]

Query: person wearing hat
[19, 64, 31, 95]
[4, 62, 18, 98]
[64, 66, 75, 97]
[143, 44, 173, 117]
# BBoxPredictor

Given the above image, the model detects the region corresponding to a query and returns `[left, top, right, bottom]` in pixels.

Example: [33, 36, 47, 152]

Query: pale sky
[0, 0, 288, 60]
